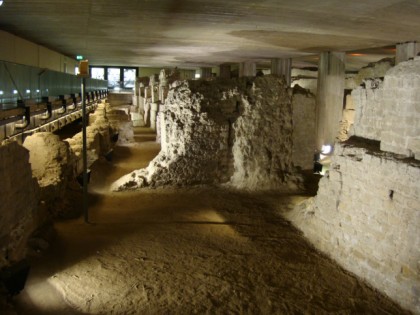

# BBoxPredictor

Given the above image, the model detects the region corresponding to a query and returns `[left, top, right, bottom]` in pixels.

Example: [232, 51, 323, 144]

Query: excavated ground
[11, 127, 409, 315]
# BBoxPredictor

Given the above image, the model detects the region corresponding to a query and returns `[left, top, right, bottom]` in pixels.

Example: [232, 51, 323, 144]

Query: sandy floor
[11, 127, 409, 315]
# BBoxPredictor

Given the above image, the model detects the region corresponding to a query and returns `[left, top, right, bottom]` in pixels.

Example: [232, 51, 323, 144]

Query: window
[91, 67, 105, 80]
[107, 68, 121, 89]
[123, 69, 136, 88]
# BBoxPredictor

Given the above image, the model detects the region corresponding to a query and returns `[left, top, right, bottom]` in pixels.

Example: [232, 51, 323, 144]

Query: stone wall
[351, 57, 420, 160]
[289, 58, 420, 314]
[350, 79, 384, 141]
[381, 57, 420, 159]
[291, 86, 316, 170]
[345, 58, 394, 89]
[21, 102, 117, 218]
[288, 140, 420, 313]
[0, 142, 39, 269]
[112, 76, 300, 191]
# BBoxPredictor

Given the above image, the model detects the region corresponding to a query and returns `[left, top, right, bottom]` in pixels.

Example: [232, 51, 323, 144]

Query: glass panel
[91, 67, 105, 80]
[107, 68, 121, 89]
[123, 68, 136, 88]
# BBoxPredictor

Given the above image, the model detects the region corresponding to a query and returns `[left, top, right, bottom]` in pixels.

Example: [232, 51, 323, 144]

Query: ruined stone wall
[351, 78, 384, 141]
[229, 76, 298, 190]
[345, 58, 394, 89]
[113, 76, 299, 191]
[291, 86, 316, 170]
[22, 102, 117, 218]
[381, 57, 420, 159]
[0, 142, 39, 269]
[351, 57, 420, 160]
[289, 58, 420, 314]
[288, 140, 420, 313]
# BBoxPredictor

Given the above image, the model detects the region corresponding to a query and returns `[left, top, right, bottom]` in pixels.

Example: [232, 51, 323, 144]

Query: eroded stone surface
[291, 86, 316, 170]
[113, 76, 301, 191]
[0, 142, 39, 269]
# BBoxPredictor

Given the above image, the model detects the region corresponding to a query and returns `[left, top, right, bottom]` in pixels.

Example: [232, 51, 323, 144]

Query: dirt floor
[10, 127, 410, 315]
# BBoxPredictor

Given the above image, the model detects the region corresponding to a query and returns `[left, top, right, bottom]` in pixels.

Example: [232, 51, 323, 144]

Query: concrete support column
[271, 58, 292, 86]
[219, 64, 231, 79]
[131, 79, 146, 127]
[239, 61, 256, 77]
[316, 51, 345, 150]
[396, 42, 420, 64]
[201, 67, 212, 79]
[150, 102, 159, 131]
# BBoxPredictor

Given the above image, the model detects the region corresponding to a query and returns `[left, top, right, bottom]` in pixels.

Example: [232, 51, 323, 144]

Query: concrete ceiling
[0, 0, 419, 70]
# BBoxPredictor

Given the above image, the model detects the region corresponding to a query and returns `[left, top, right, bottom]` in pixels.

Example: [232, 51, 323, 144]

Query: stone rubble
[113, 76, 302, 191]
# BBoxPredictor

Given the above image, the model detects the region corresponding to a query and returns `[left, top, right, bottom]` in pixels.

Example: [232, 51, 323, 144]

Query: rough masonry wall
[345, 58, 394, 89]
[229, 76, 299, 190]
[289, 58, 420, 314]
[113, 76, 299, 191]
[351, 78, 384, 141]
[0, 142, 39, 269]
[351, 57, 420, 160]
[22, 102, 117, 218]
[288, 140, 420, 313]
[291, 86, 316, 170]
[381, 57, 420, 158]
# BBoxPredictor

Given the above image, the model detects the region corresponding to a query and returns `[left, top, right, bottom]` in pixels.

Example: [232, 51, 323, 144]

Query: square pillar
[316, 51, 345, 149]
[219, 64, 231, 79]
[271, 58, 292, 86]
[239, 62, 256, 77]
[201, 67, 212, 79]
[396, 42, 420, 64]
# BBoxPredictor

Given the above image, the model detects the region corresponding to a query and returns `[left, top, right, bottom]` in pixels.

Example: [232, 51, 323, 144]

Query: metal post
[81, 77, 89, 223]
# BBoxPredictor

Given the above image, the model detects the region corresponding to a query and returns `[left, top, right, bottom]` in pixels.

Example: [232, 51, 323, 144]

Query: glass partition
[0, 60, 108, 109]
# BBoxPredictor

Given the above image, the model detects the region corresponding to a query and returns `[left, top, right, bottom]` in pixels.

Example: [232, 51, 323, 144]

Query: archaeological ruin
[0, 1, 419, 314]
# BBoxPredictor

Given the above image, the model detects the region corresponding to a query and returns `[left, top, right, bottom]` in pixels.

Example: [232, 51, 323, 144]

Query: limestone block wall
[0, 142, 39, 269]
[351, 78, 384, 141]
[345, 58, 394, 89]
[291, 86, 316, 170]
[288, 140, 420, 313]
[112, 76, 300, 191]
[381, 57, 420, 158]
[289, 58, 420, 314]
[351, 57, 420, 160]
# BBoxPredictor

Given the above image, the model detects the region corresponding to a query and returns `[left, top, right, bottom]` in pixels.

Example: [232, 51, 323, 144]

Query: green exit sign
[76, 55, 84, 60]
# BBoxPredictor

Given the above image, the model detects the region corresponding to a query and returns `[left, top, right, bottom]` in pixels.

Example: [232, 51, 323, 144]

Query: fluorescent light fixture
[36, 89, 40, 93]
[13, 90, 18, 94]
[0, 91, 3, 95]
[26, 89, 30, 94]
[0, 1, 3, 6]
[195, 73, 201, 79]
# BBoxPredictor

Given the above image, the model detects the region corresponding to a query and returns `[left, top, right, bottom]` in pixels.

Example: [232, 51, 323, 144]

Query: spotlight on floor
[0, 260, 30, 295]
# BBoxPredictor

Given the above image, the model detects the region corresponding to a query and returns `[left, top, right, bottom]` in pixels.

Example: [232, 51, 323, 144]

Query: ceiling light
[13, 90, 18, 94]
[0, 1, 3, 6]
[0, 91, 3, 95]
